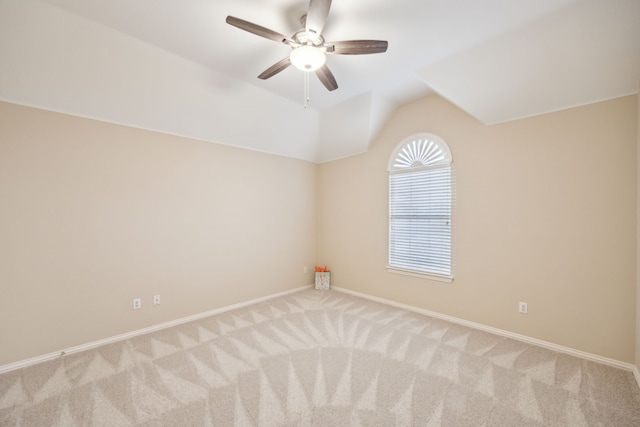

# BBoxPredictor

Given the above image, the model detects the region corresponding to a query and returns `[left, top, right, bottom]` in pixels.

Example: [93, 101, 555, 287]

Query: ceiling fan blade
[326, 40, 388, 55]
[226, 16, 293, 45]
[305, 0, 332, 37]
[315, 65, 338, 91]
[258, 58, 292, 80]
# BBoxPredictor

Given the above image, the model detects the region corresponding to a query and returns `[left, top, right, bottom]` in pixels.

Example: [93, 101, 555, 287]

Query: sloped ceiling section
[317, 92, 396, 163]
[418, 0, 640, 125]
[0, 0, 321, 161]
[1, 0, 639, 163]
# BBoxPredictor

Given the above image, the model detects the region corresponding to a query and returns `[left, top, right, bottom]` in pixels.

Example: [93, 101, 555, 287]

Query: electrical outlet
[133, 298, 141, 310]
[519, 302, 528, 314]
[153, 295, 160, 306]
[303, 266, 308, 274]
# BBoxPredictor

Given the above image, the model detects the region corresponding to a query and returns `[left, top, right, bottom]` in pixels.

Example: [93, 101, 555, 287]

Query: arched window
[387, 133, 453, 282]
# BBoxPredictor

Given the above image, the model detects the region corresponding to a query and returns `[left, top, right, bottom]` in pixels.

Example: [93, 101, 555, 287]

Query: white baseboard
[0, 285, 312, 375]
[332, 286, 637, 374]
[3, 284, 638, 383]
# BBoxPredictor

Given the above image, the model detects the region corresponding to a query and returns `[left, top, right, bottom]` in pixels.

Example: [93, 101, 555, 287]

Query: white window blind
[389, 167, 451, 275]
[388, 134, 452, 280]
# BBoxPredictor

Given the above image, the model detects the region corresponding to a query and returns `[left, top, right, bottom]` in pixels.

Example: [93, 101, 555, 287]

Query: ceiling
[1, 0, 638, 163]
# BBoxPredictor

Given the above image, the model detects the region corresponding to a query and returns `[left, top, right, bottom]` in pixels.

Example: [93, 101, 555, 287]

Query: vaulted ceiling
[1, 0, 639, 163]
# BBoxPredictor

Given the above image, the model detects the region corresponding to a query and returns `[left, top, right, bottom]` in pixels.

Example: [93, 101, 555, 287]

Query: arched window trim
[387, 133, 453, 283]
[388, 133, 452, 172]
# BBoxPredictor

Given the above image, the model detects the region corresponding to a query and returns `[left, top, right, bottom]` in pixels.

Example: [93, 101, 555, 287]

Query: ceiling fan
[225, 0, 388, 92]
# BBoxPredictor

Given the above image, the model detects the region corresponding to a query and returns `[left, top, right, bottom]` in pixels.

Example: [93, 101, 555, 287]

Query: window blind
[389, 167, 451, 276]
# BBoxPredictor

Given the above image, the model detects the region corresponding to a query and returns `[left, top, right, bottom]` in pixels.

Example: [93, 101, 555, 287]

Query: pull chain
[304, 71, 310, 108]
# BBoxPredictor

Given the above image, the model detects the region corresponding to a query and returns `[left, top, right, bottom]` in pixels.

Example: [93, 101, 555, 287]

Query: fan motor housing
[292, 30, 325, 47]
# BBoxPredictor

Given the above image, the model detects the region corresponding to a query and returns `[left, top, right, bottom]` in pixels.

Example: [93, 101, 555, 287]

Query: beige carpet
[1, 289, 639, 426]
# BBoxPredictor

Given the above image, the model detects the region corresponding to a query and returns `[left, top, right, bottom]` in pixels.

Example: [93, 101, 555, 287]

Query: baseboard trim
[3, 284, 636, 378]
[0, 285, 312, 375]
[332, 286, 636, 373]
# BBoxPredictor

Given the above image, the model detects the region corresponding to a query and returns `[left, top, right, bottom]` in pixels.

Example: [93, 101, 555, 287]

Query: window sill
[386, 267, 453, 283]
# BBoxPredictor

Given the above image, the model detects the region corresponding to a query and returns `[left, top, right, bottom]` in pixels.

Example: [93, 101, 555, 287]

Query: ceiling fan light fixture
[290, 45, 326, 71]
[226, 0, 388, 93]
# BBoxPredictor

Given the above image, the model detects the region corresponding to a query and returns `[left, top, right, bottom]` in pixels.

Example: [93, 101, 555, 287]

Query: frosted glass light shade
[290, 46, 326, 71]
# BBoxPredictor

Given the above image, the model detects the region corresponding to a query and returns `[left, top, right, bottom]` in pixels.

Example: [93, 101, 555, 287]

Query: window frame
[387, 133, 453, 283]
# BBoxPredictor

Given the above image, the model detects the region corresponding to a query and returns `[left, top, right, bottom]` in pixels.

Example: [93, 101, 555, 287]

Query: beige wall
[318, 94, 638, 363]
[1, 94, 638, 368]
[636, 91, 640, 371]
[0, 102, 317, 366]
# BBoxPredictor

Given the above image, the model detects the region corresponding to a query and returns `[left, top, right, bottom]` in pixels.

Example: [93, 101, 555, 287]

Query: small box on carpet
[314, 266, 330, 290]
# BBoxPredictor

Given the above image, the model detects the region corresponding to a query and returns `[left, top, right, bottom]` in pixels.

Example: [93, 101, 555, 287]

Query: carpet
[1, 289, 639, 426]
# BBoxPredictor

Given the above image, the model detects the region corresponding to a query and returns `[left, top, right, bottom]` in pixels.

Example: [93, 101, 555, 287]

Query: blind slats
[389, 166, 452, 276]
